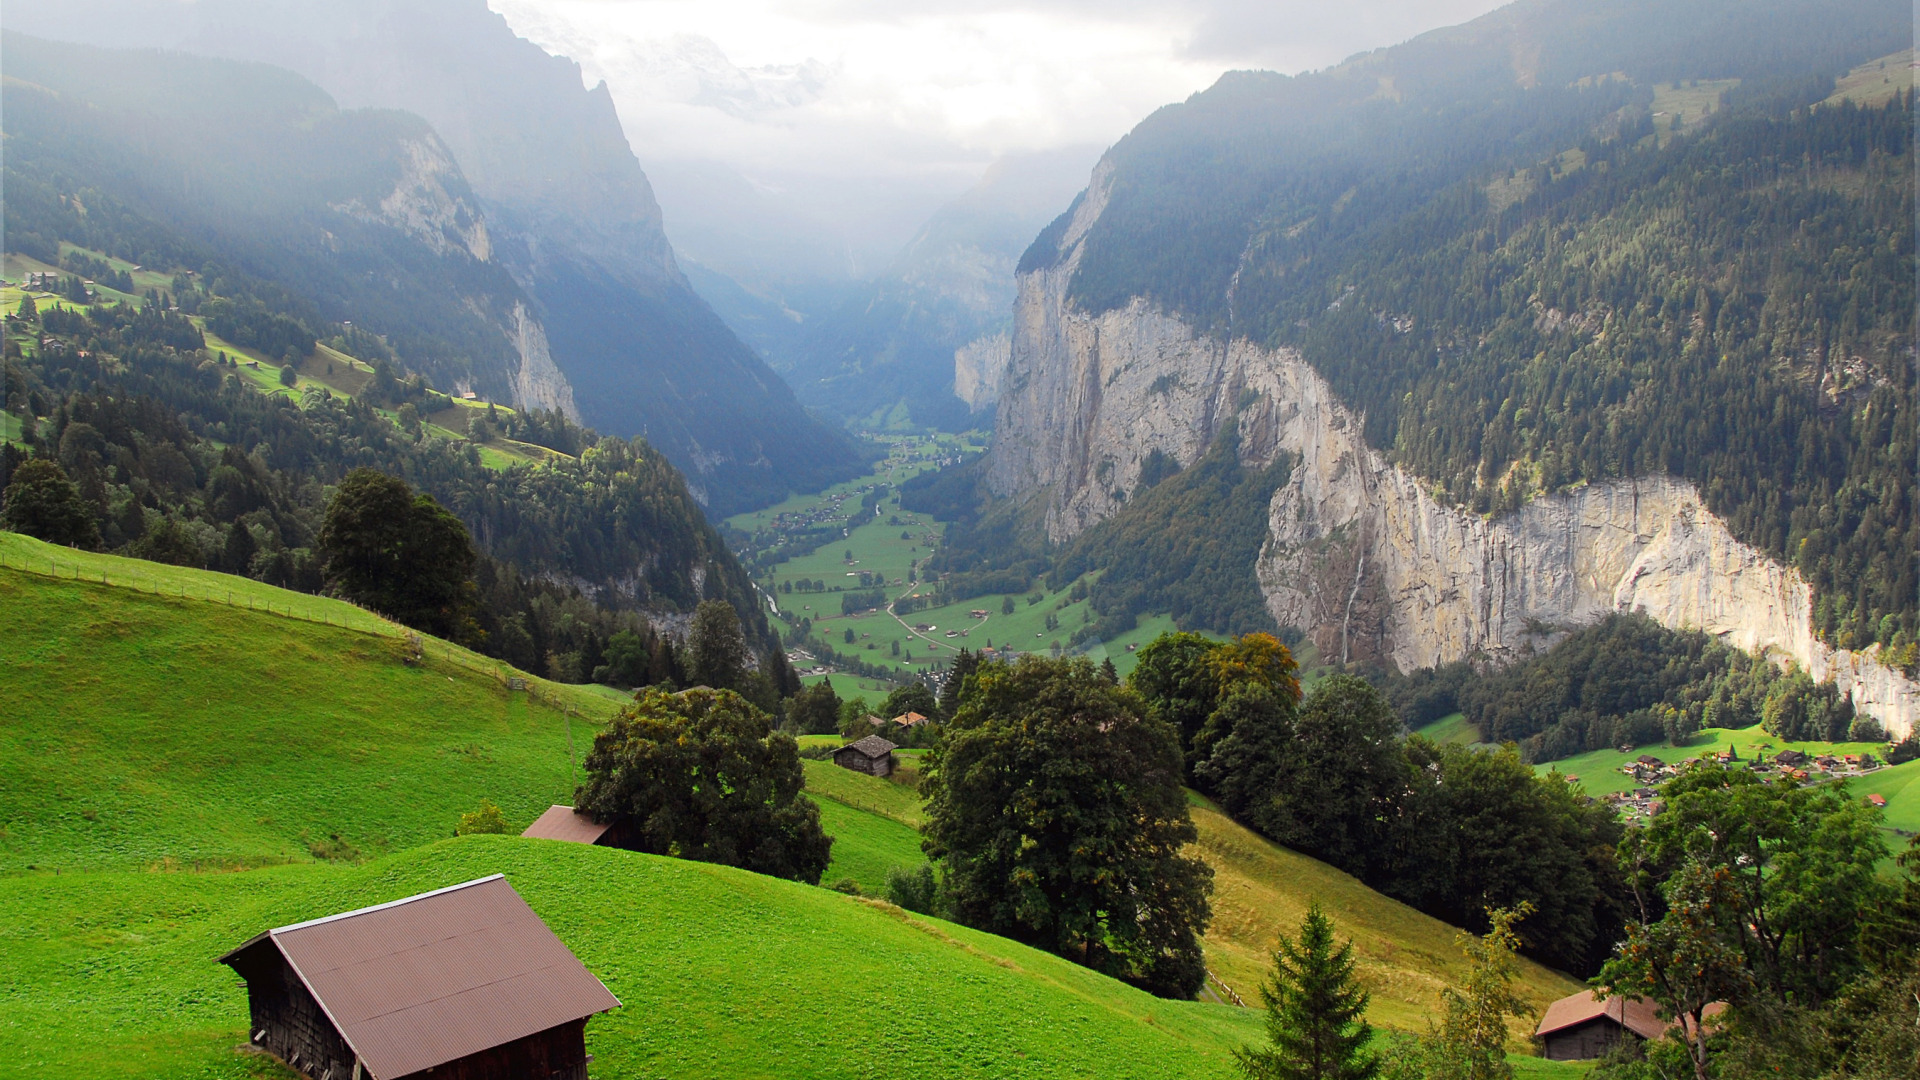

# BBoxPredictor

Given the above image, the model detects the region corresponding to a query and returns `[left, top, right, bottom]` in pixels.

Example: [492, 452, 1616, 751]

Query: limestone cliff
[953, 331, 1012, 413]
[331, 134, 491, 262]
[507, 303, 581, 421]
[990, 165, 1917, 738]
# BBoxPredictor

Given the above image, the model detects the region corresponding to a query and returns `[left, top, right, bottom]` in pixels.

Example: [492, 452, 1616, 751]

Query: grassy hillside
[0, 538, 1588, 1076]
[805, 760, 1584, 1034]
[0, 534, 618, 874]
[1, 837, 1266, 1080]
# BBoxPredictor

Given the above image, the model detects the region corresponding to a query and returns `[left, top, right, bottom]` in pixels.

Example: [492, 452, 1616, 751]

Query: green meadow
[1413, 711, 1920, 833]
[0, 537, 1593, 1076]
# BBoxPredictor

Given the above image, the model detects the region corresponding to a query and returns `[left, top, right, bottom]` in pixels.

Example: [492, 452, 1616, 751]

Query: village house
[1535, 990, 1724, 1060]
[834, 734, 898, 777]
[521, 805, 619, 845]
[892, 711, 929, 730]
[218, 875, 618, 1080]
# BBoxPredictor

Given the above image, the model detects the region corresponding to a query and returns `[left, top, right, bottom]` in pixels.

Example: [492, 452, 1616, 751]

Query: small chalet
[522, 804, 618, 845]
[219, 875, 618, 1080]
[1868, 793, 1888, 808]
[1535, 990, 1723, 1060]
[892, 711, 929, 730]
[1775, 749, 1809, 766]
[834, 734, 898, 777]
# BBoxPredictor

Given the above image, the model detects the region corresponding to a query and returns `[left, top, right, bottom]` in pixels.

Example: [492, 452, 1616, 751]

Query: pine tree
[1237, 902, 1378, 1080]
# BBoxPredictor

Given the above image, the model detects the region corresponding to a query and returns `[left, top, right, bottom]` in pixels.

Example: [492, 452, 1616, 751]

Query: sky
[487, 0, 1509, 284]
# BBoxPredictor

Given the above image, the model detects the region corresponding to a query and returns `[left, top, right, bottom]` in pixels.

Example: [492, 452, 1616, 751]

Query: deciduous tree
[922, 655, 1213, 997]
[1, 457, 99, 548]
[577, 687, 832, 884]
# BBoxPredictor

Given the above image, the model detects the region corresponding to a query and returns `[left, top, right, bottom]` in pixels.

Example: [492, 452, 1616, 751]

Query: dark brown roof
[219, 875, 618, 1079]
[1536, 990, 1725, 1041]
[839, 734, 898, 758]
[521, 805, 614, 844]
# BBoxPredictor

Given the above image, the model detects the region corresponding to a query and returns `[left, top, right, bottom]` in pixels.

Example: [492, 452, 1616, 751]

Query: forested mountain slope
[986, 0, 1914, 734]
[7, 2, 865, 514]
[2, 43, 788, 669]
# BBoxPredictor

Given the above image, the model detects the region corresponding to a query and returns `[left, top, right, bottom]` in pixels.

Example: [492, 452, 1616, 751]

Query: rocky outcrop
[989, 163, 1917, 739]
[507, 303, 580, 421]
[330, 135, 492, 262]
[953, 331, 1012, 413]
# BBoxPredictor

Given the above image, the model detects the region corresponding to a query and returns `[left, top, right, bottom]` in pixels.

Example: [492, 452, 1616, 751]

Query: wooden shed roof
[1536, 990, 1724, 1041]
[521, 805, 614, 844]
[839, 734, 898, 758]
[218, 875, 618, 1080]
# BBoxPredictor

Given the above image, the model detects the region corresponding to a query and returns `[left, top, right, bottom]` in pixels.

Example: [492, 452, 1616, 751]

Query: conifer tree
[1236, 901, 1378, 1080]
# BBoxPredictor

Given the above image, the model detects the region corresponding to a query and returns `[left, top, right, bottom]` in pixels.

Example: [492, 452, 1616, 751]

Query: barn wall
[245, 954, 360, 1080]
[1543, 1018, 1638, 1060]
[396, 1019, 589, 1080]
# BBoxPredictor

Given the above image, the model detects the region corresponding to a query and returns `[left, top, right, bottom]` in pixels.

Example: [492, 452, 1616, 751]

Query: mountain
[765, 147, 1104, 430]
[982, 0, 1916, 737]
[7, 0, 865, 515]
[2, 35, 792, 668]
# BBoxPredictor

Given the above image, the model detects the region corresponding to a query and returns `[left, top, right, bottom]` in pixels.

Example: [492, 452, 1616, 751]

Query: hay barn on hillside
[522, 805, 617, 845]
[1535, 990, 1723, 1060]
[219, 875, 618, 1080]
[834, 734, 897, 777]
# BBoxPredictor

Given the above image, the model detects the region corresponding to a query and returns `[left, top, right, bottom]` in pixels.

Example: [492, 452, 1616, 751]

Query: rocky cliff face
[507, 303, 580, 421]
[330, 134, 492, 262]
[953, 331, 1012, 413]
[991, 165, 1917, 738]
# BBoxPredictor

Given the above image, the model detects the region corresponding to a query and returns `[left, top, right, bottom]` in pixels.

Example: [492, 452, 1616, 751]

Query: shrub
[456, 798, 511, 835]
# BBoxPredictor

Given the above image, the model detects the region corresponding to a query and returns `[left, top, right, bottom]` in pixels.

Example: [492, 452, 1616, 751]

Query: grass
[1825, 49, 1913, 108]
[1423, 709, 1920, 837]
[1413, 711, 1483, 747]
[1186, 794, 1582, 1034]
[799, 763, 1584, 1040]
[0, 538, 1592, 1074]
[0, 837, 1267, 1080]
[0, 535, 617, 874]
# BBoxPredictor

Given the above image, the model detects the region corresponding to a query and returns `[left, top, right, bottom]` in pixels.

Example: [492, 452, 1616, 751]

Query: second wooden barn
[218, 874, 619, 1080]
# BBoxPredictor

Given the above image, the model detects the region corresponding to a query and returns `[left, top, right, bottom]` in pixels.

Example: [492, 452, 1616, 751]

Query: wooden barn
[1535, 990, 1723, 1060]
[521, 804, 618, 845]
[219, 875, 618, 1080]
[834, 734, 898, 777]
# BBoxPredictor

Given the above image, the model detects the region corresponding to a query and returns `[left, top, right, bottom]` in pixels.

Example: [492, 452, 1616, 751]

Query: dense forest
[1378, 614, 1886, 762]
[1041, 0, 1913, 663]
[1046, 425, 1290, 641]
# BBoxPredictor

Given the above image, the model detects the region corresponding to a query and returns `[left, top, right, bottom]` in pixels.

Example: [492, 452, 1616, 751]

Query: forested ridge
[1040, 0, 1913, 662]
[3, 168, 786, 691]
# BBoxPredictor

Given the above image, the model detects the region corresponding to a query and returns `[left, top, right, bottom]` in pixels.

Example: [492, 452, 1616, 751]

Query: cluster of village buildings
[1598, 745, 1887, 821]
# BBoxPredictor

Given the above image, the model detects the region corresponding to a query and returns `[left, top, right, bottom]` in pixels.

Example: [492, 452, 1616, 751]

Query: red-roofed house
[1535, 990, 1724, 1060]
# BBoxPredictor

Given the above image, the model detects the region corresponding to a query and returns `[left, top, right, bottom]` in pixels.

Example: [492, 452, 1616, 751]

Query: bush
[456, 798, 511, 835]
[886, 863, 941, 915]
[278, 362, 297, 387]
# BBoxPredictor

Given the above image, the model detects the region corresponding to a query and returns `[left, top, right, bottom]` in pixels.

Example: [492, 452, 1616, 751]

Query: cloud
[486, 0, 1506, 282]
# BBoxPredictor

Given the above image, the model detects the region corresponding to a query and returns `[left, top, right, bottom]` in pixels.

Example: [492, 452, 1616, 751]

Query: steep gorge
[990, 168, 1917, 739]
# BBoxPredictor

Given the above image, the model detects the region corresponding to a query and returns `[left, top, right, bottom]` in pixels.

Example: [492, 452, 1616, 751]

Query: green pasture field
[799, 759, 1583, 1044]
[0, 538, 618, 874]
[1649, 78, 1740, 138]
[1413, 711, 1483, 747]
[0, 539, 1591, 1075]
[1423, 709, 1919, 834]
[0, 837, 1269, 1080]
[1826, 48, 1913, 108]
